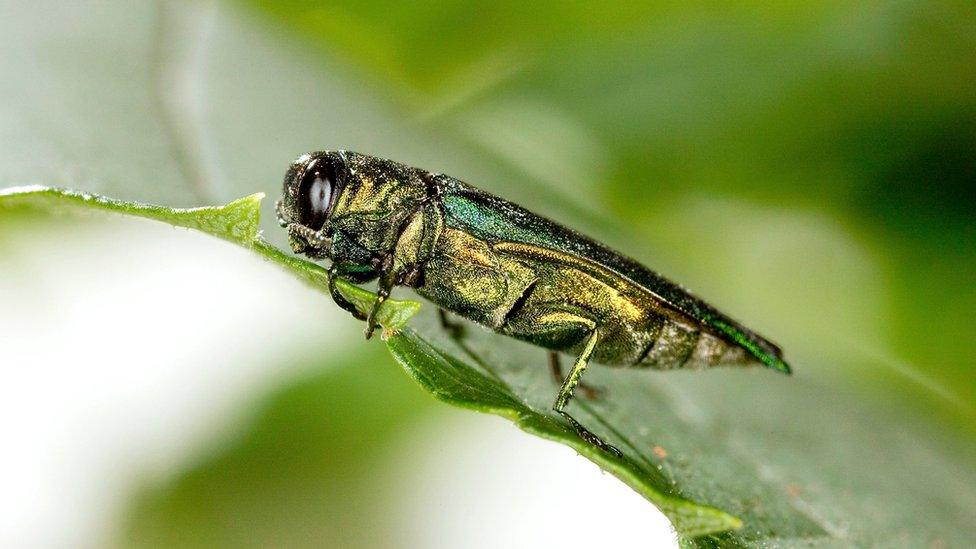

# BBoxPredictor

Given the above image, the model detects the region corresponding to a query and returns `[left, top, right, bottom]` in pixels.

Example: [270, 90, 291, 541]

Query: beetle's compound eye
[299, 159, 335, 231]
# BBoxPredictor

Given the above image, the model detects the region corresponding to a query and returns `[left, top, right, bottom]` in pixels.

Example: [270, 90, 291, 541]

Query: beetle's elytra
[277, 151, 791, 456]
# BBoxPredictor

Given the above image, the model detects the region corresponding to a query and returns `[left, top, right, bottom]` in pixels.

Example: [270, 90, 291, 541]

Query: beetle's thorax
[324, 157, 432, 266]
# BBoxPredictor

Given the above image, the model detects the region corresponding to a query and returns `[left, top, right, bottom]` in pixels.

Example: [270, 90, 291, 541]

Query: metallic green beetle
[277, 151, 791, 455]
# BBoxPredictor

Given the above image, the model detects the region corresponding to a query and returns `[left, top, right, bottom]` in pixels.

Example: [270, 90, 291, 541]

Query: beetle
[277, 151, 791, 456]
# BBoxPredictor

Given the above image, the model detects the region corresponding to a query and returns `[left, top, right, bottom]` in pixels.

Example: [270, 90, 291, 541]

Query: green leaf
[8, 185, 975, 544]
[9, 188, 976, 546]
[0, 183, 741, 536]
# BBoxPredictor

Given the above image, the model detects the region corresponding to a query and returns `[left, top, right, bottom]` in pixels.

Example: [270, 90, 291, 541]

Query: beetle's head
[278, 150, 429, 262]
[276, 151, 351, 259]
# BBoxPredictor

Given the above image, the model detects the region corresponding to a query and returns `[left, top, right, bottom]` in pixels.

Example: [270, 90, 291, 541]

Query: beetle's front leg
[328, 264, 367, 321]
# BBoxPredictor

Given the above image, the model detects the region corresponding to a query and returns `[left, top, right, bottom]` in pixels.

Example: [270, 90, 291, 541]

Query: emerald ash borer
[277, 151, 791, 456]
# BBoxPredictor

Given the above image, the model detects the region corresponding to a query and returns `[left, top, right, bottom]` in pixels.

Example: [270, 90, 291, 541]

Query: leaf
[1, 183, 741, 536]
[8, 185, 976, 544]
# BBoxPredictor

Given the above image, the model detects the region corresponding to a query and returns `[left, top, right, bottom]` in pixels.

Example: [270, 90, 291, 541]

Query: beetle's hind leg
[553, 330, 621, 458]
[549, 352, 602, 400]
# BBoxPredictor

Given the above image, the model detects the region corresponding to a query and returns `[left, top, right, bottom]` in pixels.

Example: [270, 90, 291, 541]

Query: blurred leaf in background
[247, 0, 976, 414]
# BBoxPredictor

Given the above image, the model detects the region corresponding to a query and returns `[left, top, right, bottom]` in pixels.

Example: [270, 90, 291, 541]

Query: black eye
[299, 160, 336, 230]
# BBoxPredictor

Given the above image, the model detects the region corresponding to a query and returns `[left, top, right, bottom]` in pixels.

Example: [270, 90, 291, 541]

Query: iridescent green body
[277, 151, 790, 454]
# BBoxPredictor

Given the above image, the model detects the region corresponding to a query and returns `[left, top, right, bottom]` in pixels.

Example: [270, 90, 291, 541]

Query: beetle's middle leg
[549, 352, 601, 400]
[553, 329, 622, 457]
[364, 265, 397, 340]
[499, 290, 620, 456]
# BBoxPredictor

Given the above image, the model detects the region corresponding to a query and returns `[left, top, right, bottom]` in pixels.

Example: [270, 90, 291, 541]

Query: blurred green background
[1, 0, 973, 547]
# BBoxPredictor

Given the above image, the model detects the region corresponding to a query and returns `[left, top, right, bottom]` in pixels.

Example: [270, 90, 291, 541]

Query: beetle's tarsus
[558, 410, 623, 458]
